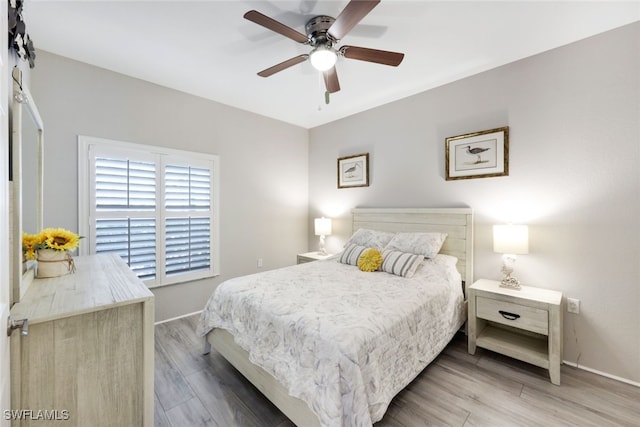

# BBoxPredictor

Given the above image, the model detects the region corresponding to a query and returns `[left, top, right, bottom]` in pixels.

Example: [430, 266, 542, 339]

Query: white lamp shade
[493, 224, 529, 254]
[314, 217, 332, 236]
[310, 47, 337, 71]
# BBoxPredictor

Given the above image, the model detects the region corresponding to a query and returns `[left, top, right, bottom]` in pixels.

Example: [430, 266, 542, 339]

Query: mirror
[10, 67, 44, 304]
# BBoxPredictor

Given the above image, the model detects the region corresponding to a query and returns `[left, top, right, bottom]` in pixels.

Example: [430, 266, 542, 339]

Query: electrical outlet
[257, 258, 263, 268]
[567, 298, 580, 314]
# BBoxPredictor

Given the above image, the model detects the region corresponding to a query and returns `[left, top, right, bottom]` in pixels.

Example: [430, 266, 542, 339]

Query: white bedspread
[197, 255, 465, 427]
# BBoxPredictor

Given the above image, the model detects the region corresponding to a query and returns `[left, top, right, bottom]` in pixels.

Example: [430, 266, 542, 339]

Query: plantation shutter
[80, 136, 220, 287]
[94, 157, 157, 280]
[95, 158, 156, 210]
[164, 165, 212, 276]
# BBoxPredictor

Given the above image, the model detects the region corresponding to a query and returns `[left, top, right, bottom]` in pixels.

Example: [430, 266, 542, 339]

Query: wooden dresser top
[11, 253, 153, 324]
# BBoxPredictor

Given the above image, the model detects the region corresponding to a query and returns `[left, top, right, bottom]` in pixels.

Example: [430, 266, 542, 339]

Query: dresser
[467, 279, 563, 385]
[9, 254, 155, 426]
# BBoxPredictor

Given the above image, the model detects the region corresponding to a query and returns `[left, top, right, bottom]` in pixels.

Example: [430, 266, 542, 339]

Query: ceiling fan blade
[323, 67, 341, 93]
[244, 10, 308, 44]
[257, 54, 309, 77]
[340, 45, 404, 66]
[328, 0, 380, 40]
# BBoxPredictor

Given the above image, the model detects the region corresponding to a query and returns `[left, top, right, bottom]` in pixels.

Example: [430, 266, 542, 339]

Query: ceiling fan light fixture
[310, 46, 337, 71]
[245, 1, 404, 94]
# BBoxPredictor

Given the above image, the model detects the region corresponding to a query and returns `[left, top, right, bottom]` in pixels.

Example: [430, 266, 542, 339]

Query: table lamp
[493, 224, 529, 289]
[314, 217, 332, 255]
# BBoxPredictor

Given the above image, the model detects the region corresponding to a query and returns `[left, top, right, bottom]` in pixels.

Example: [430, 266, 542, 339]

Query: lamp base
[318, 235, 327, 255]
[499, 275, 521, 290]
[499, 254, 521, 289]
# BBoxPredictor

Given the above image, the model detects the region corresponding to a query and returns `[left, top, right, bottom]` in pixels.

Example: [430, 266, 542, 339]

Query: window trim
[78, 135, 220, 287]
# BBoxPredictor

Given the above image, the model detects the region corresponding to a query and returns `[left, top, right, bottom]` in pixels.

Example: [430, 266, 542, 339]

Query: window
[79, 136, 219, 287]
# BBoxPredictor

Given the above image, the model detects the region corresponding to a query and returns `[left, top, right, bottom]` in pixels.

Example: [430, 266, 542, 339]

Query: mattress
[197, 254, 465, 426]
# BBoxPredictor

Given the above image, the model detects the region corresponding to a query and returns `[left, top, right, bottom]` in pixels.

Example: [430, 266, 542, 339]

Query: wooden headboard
[352, 208, 474, 292]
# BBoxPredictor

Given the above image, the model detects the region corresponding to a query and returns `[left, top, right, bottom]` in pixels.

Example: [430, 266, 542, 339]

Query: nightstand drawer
[476, 296, 548, 335]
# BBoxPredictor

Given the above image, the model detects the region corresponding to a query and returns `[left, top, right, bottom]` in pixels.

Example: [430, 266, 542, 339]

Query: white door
[1, 0, 12, 424]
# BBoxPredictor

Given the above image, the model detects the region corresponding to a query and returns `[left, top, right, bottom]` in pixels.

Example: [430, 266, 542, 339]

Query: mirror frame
[10, 67, 44, 304]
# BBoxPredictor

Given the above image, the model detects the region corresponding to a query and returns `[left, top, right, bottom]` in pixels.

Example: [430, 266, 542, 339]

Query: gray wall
[308, 23, 639, 384]
[31, 51, 310, 322]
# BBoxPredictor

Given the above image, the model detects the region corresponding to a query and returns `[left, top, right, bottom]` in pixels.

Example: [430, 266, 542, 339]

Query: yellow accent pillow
[358, 248, 383, 272]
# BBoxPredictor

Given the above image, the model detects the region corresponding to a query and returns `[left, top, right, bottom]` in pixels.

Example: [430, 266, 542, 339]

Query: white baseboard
[563, 360, 640, 388]
[154, 310, 203, 325]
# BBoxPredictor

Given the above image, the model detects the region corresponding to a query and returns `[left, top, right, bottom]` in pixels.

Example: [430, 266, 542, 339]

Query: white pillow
[431, 254, 458, 267]
[381, 249, 423, 278]
[384, 232, 447, 259]
[344, 228, 395, 250]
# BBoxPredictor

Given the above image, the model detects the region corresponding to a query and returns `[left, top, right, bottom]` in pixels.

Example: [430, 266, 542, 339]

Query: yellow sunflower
[41, 228, 81, 252]
[22, 232, 45, 260]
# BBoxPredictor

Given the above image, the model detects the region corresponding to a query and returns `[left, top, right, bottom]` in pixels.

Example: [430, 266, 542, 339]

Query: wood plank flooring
[155, 315, 640, 427]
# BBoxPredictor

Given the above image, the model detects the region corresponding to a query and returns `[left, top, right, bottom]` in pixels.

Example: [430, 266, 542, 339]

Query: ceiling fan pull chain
[318, 71, 324, 111]
[318, 72, 329, 111]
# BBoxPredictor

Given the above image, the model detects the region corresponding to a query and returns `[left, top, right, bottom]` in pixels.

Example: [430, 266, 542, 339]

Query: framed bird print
[338, 153, 369, 188]
[445, 126, 509, 180]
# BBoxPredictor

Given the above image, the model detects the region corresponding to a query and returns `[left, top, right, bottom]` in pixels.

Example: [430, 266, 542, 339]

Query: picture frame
[445, 126, 509, 180]
[337, 153, 369, 188]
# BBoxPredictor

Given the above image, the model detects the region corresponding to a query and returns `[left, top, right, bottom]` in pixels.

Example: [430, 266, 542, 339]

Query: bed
[197, 208, 474, 426]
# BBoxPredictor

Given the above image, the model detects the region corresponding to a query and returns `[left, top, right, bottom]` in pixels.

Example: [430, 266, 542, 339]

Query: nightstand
[468, 279, 563, 385]
[297, 251, 332, 264]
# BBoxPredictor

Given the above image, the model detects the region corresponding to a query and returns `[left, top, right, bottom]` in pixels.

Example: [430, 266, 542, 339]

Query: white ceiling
[24, 1, 639, 129]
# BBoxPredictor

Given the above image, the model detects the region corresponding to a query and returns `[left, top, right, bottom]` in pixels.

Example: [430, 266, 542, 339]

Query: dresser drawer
[476, 296, 549, 335]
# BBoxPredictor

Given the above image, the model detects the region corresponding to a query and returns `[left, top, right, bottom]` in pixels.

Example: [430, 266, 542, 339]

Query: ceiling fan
[244, 0, 405, 94]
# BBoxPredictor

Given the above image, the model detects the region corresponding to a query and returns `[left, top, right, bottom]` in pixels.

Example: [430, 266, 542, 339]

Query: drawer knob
[498, 310, 520, 321]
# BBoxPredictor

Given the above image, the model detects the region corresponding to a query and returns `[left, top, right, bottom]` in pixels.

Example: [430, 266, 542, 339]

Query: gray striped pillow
[339, 244, 368, 266]
[381, 249, 423, 278]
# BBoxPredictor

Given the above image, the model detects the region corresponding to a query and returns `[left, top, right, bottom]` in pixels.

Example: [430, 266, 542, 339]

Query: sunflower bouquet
[22, 228, 82, 260]
[22, 228, 82, 278]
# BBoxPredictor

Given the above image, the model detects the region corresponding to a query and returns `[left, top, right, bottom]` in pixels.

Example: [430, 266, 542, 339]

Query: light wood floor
[154, 315, 640, 427]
